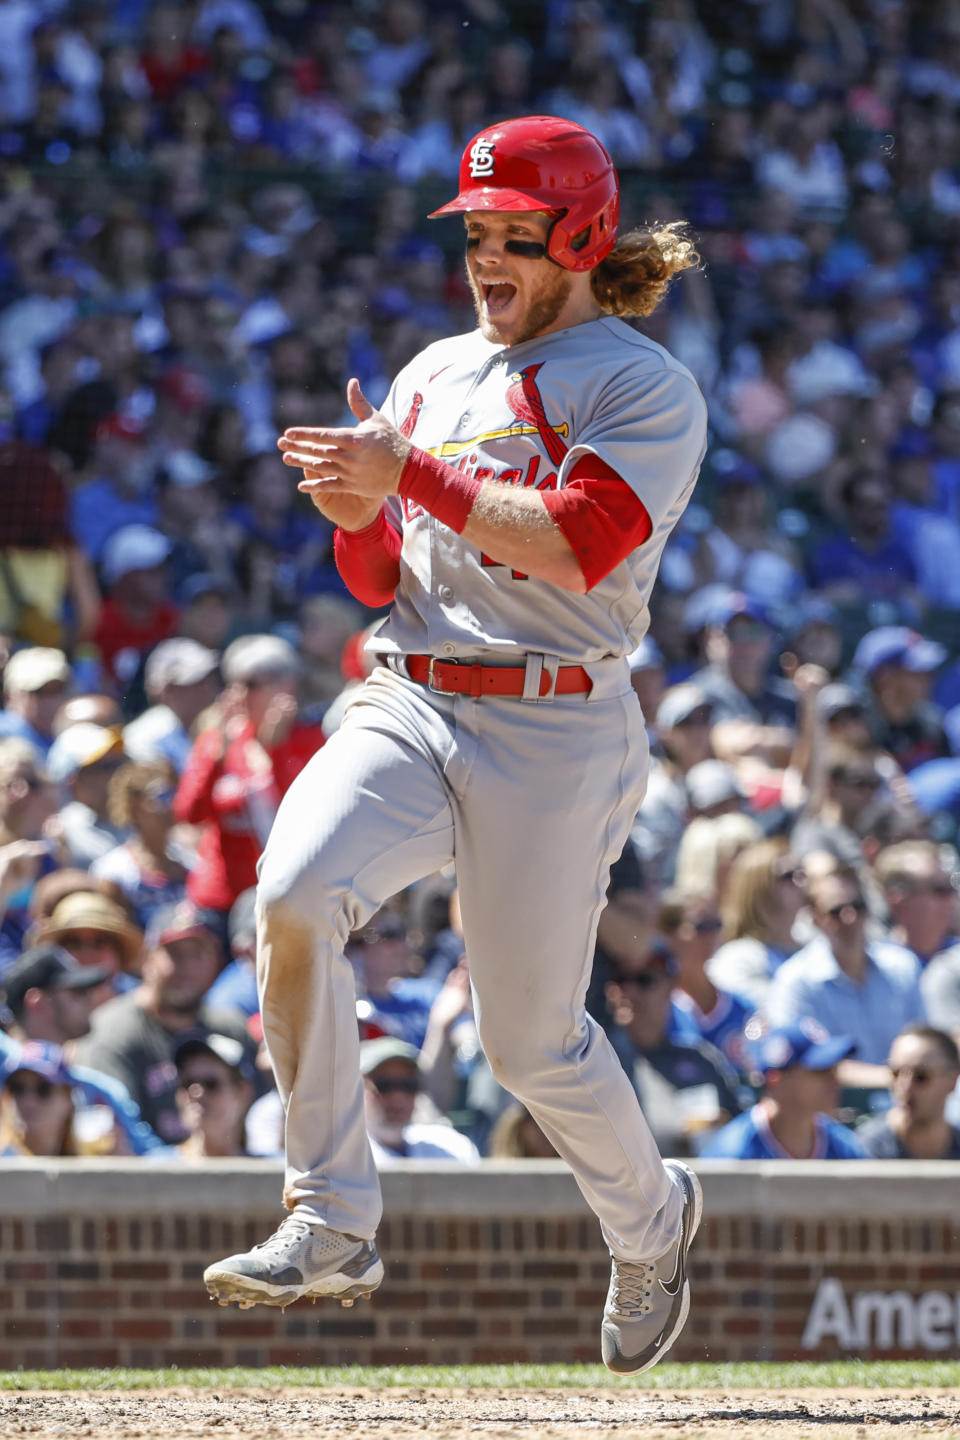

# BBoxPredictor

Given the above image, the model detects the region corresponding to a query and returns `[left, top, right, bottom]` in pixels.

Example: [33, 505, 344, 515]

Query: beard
[468, 263, 574, 346]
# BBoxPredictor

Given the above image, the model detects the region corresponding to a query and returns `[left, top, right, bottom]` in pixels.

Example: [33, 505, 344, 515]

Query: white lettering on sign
[469, 139, 496, 178]
[802, 1277, 960, 1351]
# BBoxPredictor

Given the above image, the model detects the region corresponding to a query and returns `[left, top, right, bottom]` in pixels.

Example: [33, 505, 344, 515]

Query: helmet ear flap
[545, 179, 620, 272]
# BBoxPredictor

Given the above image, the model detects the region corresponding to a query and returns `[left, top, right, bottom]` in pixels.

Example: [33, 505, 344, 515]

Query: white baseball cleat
[600, 1159, 703, 1375]
[203, 1215, 384, 1310]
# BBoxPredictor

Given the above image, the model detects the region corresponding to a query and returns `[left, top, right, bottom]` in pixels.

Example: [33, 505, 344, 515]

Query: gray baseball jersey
[374, 315, 708, 662]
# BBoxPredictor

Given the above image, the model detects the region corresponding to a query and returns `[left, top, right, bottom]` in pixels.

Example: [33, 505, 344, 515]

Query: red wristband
[398, 447, 481, 533]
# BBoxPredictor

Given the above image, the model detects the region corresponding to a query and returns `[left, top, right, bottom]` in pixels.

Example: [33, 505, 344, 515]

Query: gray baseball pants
[255, 661, 682, 1262]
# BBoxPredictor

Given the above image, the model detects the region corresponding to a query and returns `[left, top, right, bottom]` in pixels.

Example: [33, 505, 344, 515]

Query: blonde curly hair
[591, 222, 700, 318]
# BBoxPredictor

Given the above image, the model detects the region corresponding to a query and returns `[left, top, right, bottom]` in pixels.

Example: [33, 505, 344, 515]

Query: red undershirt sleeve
[333, 508, 403, 607]
[541, 453, 653, 590]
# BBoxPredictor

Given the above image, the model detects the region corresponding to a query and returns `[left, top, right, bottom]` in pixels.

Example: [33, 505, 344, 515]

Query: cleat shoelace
[251, 1217, 313, 1257]
[609, 1260, 657, 1318]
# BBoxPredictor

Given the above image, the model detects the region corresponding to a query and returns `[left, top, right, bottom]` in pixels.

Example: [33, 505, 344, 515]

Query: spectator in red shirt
[174, 635, 323, 925]
[93, 526, 179, 694]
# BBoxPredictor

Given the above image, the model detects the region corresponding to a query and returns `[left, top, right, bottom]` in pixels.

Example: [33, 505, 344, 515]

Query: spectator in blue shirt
[765, 864, 926, 1090]
[700, 1020, 866, 1160]
[808, 470, 918, 606]
[658, 888, 753, 1079]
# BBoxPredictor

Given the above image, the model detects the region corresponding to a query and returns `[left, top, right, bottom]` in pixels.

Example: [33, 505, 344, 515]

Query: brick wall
[2, 1160, 959, 1368]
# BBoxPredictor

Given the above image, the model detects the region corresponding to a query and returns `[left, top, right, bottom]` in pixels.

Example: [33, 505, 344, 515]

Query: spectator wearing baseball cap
[359, 1036, 479, 1163]
[699, 1020, 866, 1160]
[163, 1030, 258, 1159]
[72, 898, 255, 1145]
[0, 647, 72, 757]
[174, 634, 324, 917]
[689, 591, 797, 732]
[122, 638, 220, 774]
[93, 525, 179, 690]
[0, 943, 110, 1043]
[175, 574, 232, 654]
[0, 1040, 79, 1157]
[852, 627, 950, 774]
[48, 721, 128, 868]
[633, 685, 714, 881]
[0, 942, 163, 1155]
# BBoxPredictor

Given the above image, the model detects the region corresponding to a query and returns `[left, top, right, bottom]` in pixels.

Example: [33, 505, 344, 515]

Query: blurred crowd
[3, 0, 960, 1164]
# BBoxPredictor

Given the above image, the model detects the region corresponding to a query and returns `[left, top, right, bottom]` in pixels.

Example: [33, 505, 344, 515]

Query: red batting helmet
[428, 115, 619, 273]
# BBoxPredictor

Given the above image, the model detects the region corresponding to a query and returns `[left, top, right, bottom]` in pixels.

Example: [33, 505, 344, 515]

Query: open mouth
[482, 281, 517, 314]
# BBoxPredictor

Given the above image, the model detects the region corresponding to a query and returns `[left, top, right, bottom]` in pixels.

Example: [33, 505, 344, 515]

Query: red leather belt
[402, 654, 592, 700]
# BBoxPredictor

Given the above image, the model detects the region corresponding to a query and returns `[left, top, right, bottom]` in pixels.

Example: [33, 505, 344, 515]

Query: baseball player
[203, 116, 708, 1375]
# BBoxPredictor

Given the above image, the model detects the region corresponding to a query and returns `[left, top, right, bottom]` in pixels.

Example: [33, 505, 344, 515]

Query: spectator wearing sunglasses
[765, 865, 926, 1091]
[90, 760, 191, 929]
[657, 889, 753, 1078]
[872, 841, 960, 972]
[605, 938, 742, 1157]
[857, 1025, 960, 1160]
[0, 1041, 79, 1156]
[162, 1032, 258, 1160]
[360, 1037, 479, 1164]
[700, 1021, 866, 1161]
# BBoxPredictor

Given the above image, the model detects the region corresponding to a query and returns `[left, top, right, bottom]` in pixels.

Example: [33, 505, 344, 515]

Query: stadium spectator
[809, 471, 918, 605]
[658, 888, 751, 1076]
[162, 1031, 257, 1160]
[872, 840, 959, 968]
[72, 899, 254, 1145]
[852, 627, 951, 774]
[93, 525, 179, 693]
[857, 1024, 960, 1160]
[700, 1022, 866, 1160]
[360, 1037, 480, 1164]
[488, 1101, 558, 1159]
[764, 864, 926, 1085]
[346, 910, 438, 1051]
[173, 634, 323, 923]
[708, 838, 807, 1012]
[0, 943, 160, 1154]
[90, 760, 190, 927]
[121, 637, 220, 773]
[0, 1042, 83, 1157]
[605, 935, 742, 1157]
[633, 684, 714, 874]
[0, 647, 71, 757]
[47, 721, 127, 867]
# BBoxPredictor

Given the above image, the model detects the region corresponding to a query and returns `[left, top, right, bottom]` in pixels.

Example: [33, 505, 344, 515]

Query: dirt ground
[2, 1388, 960, 1440]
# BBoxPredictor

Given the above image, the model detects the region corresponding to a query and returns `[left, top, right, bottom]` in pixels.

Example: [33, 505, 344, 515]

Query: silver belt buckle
[522, 653, 559, 702]
[427, 656, 442, 692]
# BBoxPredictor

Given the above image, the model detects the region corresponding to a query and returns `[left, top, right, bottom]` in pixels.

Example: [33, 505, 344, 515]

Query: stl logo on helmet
[468, 138, 496, 178]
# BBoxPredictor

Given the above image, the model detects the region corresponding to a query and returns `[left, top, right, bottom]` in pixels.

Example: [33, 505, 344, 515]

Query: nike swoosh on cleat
[658, 1192, 692, 1297]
